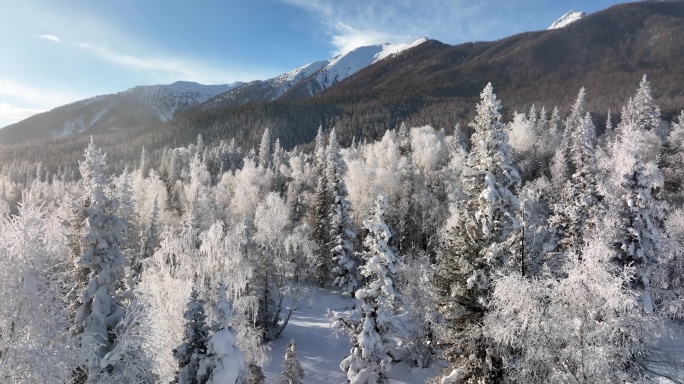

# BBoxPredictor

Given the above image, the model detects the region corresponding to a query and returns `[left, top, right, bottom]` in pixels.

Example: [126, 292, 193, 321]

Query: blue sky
[0, 0, 630, 128]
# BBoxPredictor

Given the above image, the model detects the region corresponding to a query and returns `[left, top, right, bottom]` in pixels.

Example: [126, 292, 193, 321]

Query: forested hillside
[2, 75, 684, 383]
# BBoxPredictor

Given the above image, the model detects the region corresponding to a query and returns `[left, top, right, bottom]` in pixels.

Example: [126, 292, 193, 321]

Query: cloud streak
[77, 42, 264, 84]
[282, 0, 540, 54]
[39, 34, 61, 42]
[0, 102, 44, 123]
[0, 79, 82, 107]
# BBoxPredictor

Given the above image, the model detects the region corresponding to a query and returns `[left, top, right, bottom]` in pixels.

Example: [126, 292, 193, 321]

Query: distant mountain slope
[201, 38, 428, 109]
[0, 81, 242, 145]
[548, 10, 587, 29]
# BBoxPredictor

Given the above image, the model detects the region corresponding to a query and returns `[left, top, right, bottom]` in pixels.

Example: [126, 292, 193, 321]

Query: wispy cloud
[327, 21, 411, 55]
[77, 42, 262, 84]
[281, 0, 534, 54]
[39, 34, 60, 43]
[0, 102, 44, 123]
[0, 79, 82, 107]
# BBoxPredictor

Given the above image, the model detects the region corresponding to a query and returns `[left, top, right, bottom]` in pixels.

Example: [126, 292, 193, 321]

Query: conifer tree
[604, 76, 666, 313]
[279, 340, 304, 384]
[326, 128, 358, 294]
[313, 126, 327, 172]
[548, 90, 601, 261]
[258, 128, 271, 170]
[434, 83, 520, 382]
[116, 167, 138, 259]
[173, 288, 210, 384]
[311, 175, 331, 286]
[340, 195, 397, 384]
[68, 138, 130, 382]
[620, 74, 661, 133]
[610, 120, 665, 313]
[140, 146, 150, 178]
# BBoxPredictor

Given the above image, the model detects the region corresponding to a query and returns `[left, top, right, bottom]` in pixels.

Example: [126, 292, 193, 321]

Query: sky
[0, 0, 632, 128]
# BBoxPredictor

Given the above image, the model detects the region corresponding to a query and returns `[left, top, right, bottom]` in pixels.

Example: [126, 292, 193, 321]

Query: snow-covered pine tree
[663, 110, 684, 203]
[140, 146, 150, 178]
[340, 195, 397, 384]
[434, 83, 521, 382]
[198, 329, 245, 384]
[311, 175, 331, 286]
[196, 282, 247, 384]
[116, 167, 138, 263]
[620, 74, 661, 134]
[68, 138, 130, 382]
[547, 90, 601, 264]
[597, 76, 666, 314]
[313, 125, 327, 172]
[279, 340, 304, 384]
[609, 118, 665, 313]
[258, 128, 271, 170]
[96, 298, 157, 384]
[173, 287, 210, 384]
[326, 128, 358, 294]
[271, 138, 287, 194]
[393, 123, 422, 253]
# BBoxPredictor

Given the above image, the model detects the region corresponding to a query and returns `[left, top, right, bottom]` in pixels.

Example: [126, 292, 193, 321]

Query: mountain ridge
[0, 81, 243, 145]
[201, 37, 428, 110]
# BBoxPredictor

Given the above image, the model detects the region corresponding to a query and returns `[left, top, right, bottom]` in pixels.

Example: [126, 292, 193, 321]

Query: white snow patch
[312, 37, 428, 92]
[90, 107, 108, 125]
[440, 368, 464, 384]
[52, 115, 87, 137]
[374, 37, 428, 62]
[548, 10, 587, 30]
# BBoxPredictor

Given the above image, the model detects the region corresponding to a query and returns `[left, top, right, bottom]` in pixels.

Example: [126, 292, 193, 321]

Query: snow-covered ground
[263, 288, 353, 384]
[263, 288, 439, 384]
[647, 321, 684, 383]
[263, 288, 684, 383]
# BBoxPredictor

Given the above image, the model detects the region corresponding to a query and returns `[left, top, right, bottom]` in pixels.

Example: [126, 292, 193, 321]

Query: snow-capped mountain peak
[204, 37, 429, 108]
[548, 10, 587, 30]
[313, 37, 429, 91]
